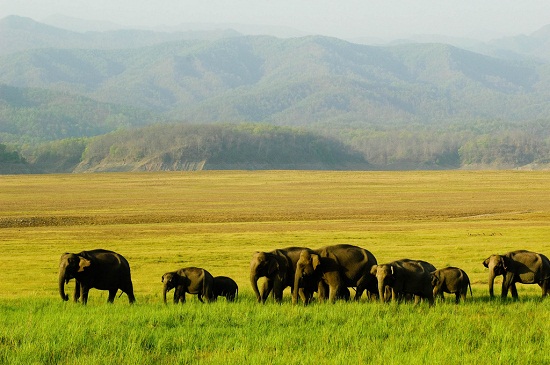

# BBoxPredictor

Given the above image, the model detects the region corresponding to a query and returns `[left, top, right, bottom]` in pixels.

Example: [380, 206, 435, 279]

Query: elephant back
[316, 244, 377, 283]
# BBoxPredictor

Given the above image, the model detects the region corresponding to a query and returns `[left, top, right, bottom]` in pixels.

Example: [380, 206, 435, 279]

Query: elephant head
[250, 251, 283, 303]
[483, 254, 510, 297]
[58, 253, 91, 301]
[370, 264, 395, 303]
[161, 272, 179, 304]
[430, 272, 440, 288]
[292, 250, 321, 304]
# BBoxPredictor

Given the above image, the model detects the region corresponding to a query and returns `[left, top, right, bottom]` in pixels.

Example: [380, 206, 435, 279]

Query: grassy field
[0, 170, 549, 364]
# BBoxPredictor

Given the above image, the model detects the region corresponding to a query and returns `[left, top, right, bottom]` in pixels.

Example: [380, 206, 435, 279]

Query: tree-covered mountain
[2, 30, 549, 127]
[0, 15, 239, 56]
[1, 16, 550, 172]
[0, 84, 155, 144]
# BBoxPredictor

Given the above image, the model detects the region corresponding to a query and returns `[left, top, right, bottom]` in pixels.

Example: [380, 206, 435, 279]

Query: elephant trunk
[163, 284, 169, 304]
[488, 270, 496, 298]
[250, 270, 262, 303]
[378, 280, 386, 303]
[292, 273, 301, 305]
[58, 265, 69, 301]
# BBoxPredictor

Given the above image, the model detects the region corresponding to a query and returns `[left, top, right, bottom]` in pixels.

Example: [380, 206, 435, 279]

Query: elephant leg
[510, 283, 519, 299]
[455, 292, 460, 304]
[127, 291, 136, 304]
[262, 279, 273, 303]
[328, 286, 338, 303]
[501, 281, 509, 298]
[108, 289, 117, 303]
[122, 282, 136, 304]
[81, 286, 90, 304]
[427, 294, 434, 306]
[272, 279, 285, 303]
[355, 277, 367, 301]
[391, 288, 399, 303]
[73, 282, 81, 303]
[298, 288, 312, 305]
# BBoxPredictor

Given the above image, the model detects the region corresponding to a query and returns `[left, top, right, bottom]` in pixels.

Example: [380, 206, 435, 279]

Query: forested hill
[74, 124, 369, 172]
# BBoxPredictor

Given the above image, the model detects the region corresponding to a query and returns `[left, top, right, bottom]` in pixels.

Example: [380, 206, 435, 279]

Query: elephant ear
[312, 254, 321, 271]
[78, 257, 92, 272]
[430, 273, 439, 286]
[502, 256, 512, 271]
[482, 257, 491, 268]
[268, 258, 280, 276]
[370, 265, 378, 275]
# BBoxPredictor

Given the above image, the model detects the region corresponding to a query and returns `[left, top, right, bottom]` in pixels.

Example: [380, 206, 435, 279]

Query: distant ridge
[1, 16, 550, 172]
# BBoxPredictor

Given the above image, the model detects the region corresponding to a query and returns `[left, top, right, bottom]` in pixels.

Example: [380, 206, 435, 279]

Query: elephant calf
[213, 276, 238, 302]
[431, 267, 472, 304]
[162, 267, 214, 304]
[371, 259, 435, 305]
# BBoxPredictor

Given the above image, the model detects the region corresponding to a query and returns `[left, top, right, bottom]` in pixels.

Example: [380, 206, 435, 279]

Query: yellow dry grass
[0, 170, 549, 301]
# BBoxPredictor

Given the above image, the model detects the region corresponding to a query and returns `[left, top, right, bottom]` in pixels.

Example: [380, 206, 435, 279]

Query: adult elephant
[293, 244, 378, 304]
[58, 249, 135, 304]
[250, 247, 311, 303]
[370, 259, 435, 305]
[483, 250, 550, 299]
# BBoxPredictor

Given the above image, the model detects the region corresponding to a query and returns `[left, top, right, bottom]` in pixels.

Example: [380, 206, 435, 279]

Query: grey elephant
[213, 276, 238, 302]
[250, 247, 311, 303]
[58, 249, 135, 304]
[431, 267, 472, 303]
[483, 250, 550, 299]
[293, 244, 378, 304]
[370, 259, 435, 305]
[162, 267, 214, 304]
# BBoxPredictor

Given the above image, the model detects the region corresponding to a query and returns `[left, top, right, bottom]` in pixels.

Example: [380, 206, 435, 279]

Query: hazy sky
[2, 0, 550, 41]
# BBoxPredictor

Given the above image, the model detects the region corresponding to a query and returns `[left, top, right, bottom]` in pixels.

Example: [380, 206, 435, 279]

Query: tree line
[2, 119, 545, 174]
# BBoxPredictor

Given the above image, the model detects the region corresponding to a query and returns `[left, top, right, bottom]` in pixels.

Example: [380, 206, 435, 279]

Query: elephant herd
[58, 246, 550, 305]
[58, 249, 237, 304]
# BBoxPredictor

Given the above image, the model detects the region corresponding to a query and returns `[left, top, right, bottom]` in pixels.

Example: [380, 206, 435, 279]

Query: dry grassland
[1, 170, 549, 301]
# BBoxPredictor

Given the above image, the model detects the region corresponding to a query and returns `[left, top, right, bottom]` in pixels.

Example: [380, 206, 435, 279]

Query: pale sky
[1, 0, 550, 41]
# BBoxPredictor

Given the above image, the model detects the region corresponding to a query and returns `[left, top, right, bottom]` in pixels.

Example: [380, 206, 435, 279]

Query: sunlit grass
[0, 171, 549, 363]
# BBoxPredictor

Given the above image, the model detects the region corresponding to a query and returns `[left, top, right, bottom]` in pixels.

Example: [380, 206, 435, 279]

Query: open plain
[0, 171, 549, 364]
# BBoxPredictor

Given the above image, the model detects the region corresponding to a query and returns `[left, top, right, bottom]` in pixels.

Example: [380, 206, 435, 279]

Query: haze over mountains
[1, 15, 549, 173]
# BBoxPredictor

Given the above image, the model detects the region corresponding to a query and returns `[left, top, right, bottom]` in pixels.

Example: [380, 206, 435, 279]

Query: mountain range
[1, 15, 549, 172]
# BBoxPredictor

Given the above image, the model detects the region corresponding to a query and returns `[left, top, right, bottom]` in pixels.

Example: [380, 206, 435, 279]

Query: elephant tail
[468, 279, 473, 298]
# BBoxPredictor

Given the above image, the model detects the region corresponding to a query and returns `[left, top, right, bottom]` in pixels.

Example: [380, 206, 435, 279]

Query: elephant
[431, 267, 472, 303]
[213, 276, 238, 302]
[483, 250, 550, 299]
[162, 267, 214, 304]
[293, 244, 378, 304]
[58, 249, 135, 304]
[370, 259, 435, 305]
[250, 247, 311, 303]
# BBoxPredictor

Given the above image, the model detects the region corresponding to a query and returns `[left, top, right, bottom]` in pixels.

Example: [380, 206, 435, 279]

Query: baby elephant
[431, 267, 472, 304]
[162, 267, 215, 304]
[213, 276, 239, 302]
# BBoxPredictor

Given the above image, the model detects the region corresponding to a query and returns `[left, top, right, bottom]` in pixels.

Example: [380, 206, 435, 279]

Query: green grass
[0, 171, 549, 364]
[1, 297, 549, 365]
